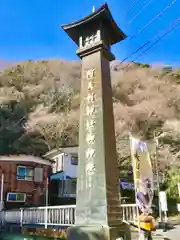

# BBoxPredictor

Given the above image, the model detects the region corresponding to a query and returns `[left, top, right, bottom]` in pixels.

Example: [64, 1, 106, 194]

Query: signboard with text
[177, 203, 180, 212]
[159, 191, 168, 212]
[178, 183, 180, 198]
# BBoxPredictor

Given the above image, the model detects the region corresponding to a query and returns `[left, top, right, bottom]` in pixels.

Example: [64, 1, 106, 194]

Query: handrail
[20, 205, 76, 210]
[0, 203, 138, 228]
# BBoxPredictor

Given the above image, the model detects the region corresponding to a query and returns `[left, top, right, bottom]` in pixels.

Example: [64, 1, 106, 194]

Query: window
[70, 154, 78, 165]
[7, 193, 26, 202]
[72, 180, 77, 194]
[63, 180, 76, 197]
[17, 166, 33, 181]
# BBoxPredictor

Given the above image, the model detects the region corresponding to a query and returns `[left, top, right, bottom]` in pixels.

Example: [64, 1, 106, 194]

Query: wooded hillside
[0, 59, 180, 174]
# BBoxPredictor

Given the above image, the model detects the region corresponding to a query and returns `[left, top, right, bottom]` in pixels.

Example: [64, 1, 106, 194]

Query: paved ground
[125, 224, 180, 239]
[130, 226, 180, 240]
[131, 229, 164, 240]
[156, 225, 180, 240]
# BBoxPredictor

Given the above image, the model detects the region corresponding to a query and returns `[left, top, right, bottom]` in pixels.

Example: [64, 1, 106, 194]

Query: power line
[120, 0, 177, 46]
[2, 5, 180, 148]
[132, 18, 180, 63]
[120, 41, 150, 64]
[0, 9, 173, 137]
[120, 25, 164, 64]
[123, 17, 180, 70]
[13, 16, 180, 146]
[128, 0, 155, 25]
[4, 17, 179, 140]
[120, 11, 180, 65]
[123, 0, 142, 18]
[137, 0, 177, 34]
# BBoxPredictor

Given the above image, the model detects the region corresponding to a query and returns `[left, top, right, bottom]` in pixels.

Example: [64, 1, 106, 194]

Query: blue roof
[50, 174, 134, 190]
[50, 171, 72, 180]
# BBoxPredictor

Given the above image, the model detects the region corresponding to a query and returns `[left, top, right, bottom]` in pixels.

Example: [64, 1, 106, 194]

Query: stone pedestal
[68, 223, 132, 240]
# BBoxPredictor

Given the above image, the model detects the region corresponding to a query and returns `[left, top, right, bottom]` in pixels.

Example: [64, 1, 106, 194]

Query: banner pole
[129, 134, 141, 233]
[154, 133, 162, 222]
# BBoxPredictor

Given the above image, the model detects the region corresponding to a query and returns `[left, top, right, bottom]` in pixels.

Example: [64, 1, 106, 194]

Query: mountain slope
[0, 59, 180, 173]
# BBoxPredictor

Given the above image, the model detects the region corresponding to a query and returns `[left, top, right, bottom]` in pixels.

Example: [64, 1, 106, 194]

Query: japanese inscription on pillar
[85, 68, 96, 188]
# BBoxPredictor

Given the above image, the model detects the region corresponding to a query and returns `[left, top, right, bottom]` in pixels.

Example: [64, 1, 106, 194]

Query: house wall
[0, 156, 52, 209]
[51, 153, 64, 173]
[46, 147, 78, 200]
[64, 153, 77, 179]
[50, 147, 78, 179]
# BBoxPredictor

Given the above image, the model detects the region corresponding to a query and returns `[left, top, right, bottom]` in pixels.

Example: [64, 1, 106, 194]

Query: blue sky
[0, 0, 180, 65]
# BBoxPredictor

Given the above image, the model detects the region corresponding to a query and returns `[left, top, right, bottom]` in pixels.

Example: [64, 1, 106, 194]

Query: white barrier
[0, 203, 137, 228]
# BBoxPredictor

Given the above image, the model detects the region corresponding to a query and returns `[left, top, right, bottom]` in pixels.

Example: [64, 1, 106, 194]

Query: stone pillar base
[67, 222, 131, 240]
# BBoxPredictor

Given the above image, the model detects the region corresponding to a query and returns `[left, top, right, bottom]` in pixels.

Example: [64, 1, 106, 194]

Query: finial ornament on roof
[92, 6, 95, 13]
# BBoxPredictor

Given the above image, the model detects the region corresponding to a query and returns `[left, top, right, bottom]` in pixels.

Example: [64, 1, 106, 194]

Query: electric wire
[120, 14, 180, 65]
[14, 16, 180, 145]
[128, 0, 155, 25]
[123, 17, 180, 70]
[6, 16, 180, 145]
[129, 0, 178, 40]
[2, 5, 180, 146]
[119, 41, 150, 64]
[132, 18, 180, 64]
[123, 0, 142, 18]
[120, 0, 178, 46]
[137, 0, 177, 34]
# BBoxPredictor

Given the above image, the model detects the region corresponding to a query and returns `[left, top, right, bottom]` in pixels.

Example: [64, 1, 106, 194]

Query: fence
[0, 204, 137, 228]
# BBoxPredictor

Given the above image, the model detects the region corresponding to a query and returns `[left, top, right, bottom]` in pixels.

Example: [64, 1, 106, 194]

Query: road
[155, 225, 180, 240]
[130, 226, 180, 240]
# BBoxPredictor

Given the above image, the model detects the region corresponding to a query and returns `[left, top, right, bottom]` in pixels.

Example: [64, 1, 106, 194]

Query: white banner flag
[130, 135, 154, 214]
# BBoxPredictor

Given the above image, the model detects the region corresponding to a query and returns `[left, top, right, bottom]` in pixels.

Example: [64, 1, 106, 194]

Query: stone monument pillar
[62, 3, 131, 240]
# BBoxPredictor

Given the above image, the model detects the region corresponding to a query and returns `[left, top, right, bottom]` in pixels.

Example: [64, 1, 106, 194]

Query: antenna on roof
[92, 6, 95, 13]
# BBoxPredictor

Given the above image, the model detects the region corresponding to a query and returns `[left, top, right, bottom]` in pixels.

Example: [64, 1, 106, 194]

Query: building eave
[0, 154, 53, 166]
[61, 4, 107, 30]
[43, 145, 79, 159]
[61, 3, 127, 46]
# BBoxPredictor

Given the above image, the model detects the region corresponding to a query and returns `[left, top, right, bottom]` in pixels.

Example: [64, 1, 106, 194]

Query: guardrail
[0, 203, 137, 228]
[122, 203, 138, 223]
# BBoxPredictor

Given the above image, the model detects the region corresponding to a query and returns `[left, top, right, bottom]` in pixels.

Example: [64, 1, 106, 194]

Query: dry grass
[0, 59, 180, 169]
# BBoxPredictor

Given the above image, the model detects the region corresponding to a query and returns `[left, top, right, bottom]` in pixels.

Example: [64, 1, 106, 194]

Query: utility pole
[154, 133, 162, 222]
[0, 174, 4, 210]
[45, 177, 49, 207]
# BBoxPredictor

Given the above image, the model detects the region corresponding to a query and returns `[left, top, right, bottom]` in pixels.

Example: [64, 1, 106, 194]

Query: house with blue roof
[43, 146, 78, 202]
[43, 145, 137, 205]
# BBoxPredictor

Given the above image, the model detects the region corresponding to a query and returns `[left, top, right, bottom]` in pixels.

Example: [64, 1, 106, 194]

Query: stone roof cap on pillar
[61, 3, 127, 46]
